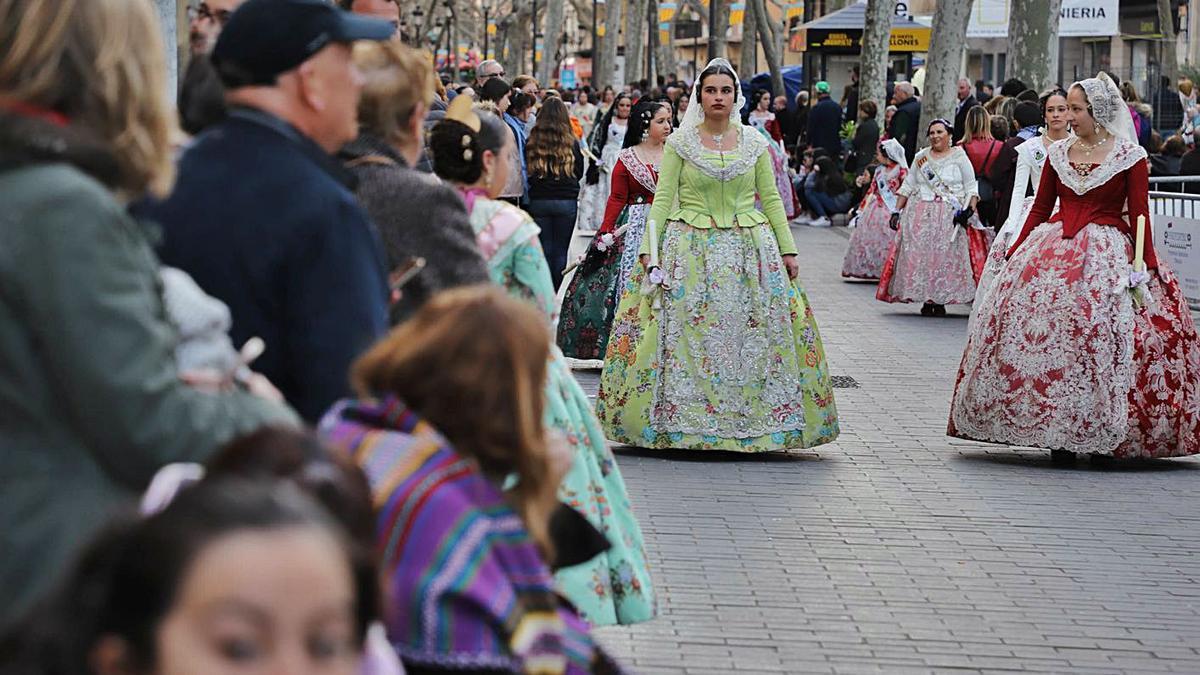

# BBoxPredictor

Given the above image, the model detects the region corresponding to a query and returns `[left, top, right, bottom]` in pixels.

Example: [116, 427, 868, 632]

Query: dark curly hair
[623, 99, 673, 148]
[1039, 86, 1069, 118]
[429, 108, 511, 185]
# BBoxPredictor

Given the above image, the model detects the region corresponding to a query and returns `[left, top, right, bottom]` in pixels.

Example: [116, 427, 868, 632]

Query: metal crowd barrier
[1147, 185, 1200, 310]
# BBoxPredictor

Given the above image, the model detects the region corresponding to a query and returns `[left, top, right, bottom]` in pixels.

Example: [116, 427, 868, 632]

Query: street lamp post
[592, 0, 605, 88]
[482, 4, 490, 61]
[531, 0, 538, 76]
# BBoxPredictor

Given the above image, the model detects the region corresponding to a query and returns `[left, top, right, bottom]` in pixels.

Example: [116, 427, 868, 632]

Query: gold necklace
[1075, 132, 1111, 158]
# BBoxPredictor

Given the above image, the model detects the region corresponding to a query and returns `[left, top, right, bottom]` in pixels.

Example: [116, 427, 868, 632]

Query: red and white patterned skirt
[949, 221, 1200, 458]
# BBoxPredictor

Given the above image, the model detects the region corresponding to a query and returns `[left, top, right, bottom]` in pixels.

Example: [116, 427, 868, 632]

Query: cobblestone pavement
[580, 225, 1200, 675]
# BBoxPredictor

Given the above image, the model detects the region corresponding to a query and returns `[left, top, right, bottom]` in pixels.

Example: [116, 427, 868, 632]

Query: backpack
[975, 142, 998, 202]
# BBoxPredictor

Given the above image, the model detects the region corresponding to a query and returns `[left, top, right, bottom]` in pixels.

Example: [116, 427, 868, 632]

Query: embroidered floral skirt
[877, 199, 990, 305]
[596, 221, 840, 452]
[841, 197, 897, 280]
[546, 349, 657, 625]
[972, 196, 1037, 319]
[557, 204, 648, 360]
[949, 222, 1200, 458]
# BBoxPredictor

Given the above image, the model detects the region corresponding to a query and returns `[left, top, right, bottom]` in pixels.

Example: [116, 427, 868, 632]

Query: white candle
[1134, 215, 1146, 272]
[647, 219, 659, 268]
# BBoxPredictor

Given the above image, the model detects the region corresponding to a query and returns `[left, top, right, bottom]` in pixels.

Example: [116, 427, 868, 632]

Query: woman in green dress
[596, 59, 840, 453]
[428, 97, 657, 626]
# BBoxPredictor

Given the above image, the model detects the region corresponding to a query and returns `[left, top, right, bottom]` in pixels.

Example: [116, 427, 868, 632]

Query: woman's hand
[782, 254, 799, 280]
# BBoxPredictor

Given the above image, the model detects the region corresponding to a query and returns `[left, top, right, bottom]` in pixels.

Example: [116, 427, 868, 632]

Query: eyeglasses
[482, 70, 505, 79]
[187, 3, 232, 25]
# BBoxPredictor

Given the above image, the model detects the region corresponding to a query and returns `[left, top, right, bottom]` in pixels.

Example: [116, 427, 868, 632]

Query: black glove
[889, 212, 901, 230]
[585, 160, 600, 185]
[953, 207, 974, 228]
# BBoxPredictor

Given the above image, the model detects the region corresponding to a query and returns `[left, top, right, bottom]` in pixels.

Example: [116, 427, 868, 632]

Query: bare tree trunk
[860, 0, 894, 127]
[599, 0, 624, 89]
[655, 1, 679, 81]
[413, 0, 442, 49]
[750, 0, 783, 96]
[538, 0, 566, 84]
[707, 0, 730, 62]
[625, 0, 647, 85]
[917, 0, 974, 149]
[739, 0, 758, 78]
[500, 2, 531, 81]
[153, 0, 179, 100]
[1006, 0, 1063, 92]
[1157, 0, 1179, 82]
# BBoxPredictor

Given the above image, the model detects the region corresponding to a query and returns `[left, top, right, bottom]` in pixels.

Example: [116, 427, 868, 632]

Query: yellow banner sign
[791, 26, 931, 52]
[889, 28, 929, 51]
[729, 2, 744, 25]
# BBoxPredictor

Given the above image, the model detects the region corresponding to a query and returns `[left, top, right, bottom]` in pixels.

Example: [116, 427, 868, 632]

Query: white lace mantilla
[1048, 137, 1147, 195]
[618, 147, 658, 193]
[667, 125, 768, 182]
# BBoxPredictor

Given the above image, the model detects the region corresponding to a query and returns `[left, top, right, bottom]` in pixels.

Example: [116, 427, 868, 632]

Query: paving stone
[591, 226, 1200, 673]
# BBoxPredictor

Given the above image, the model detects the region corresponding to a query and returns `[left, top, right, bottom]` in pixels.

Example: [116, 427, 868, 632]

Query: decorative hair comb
[445, 93, 481, 132]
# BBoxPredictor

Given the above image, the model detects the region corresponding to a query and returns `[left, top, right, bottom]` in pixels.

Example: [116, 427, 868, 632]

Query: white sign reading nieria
[967, 0, 1119, 38]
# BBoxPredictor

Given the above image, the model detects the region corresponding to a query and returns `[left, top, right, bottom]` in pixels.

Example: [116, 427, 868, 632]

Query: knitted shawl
[319, 397, 609, 674]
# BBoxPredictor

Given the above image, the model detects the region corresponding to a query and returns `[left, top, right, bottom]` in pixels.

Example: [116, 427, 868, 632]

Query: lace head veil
[680, 58, 747, 133]
[1073, 72, 1136, 144]
[880, 138, 909, 170]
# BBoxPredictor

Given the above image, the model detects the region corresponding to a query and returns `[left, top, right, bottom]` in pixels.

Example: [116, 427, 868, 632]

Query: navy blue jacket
[138, 108, 388, 422]
[807, 95, 843, 161]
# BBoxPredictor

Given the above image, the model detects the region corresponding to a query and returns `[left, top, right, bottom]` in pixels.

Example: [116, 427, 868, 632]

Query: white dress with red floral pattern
[842, 163, 906, 280]
[949, 137, 1200, 458]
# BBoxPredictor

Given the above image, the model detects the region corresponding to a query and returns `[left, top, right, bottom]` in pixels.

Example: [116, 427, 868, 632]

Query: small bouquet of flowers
[1114, 216, 1153, 309]
[642, 220, 670, 311]
[595, 232, 616, 252]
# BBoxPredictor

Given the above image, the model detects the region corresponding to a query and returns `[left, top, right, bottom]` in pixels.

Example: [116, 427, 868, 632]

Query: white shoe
[808, 216, 831, 227]
[790, 214, 813, 225]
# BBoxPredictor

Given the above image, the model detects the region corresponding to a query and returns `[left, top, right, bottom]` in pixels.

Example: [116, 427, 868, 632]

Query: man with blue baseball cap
[140, 0, 396, 421]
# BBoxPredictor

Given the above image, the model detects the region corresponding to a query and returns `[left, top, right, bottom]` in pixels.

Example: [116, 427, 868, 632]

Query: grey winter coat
[340, 133, 490, 323]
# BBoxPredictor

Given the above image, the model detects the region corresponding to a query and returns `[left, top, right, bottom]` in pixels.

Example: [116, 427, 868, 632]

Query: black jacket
[138, 108, 389, 422]
[528, 143, 585, 201]
[850, 117, 880, 174]
[1180, 149, 1200, 194]
[889, 97, 922, 164]
[952, 94, 978, 143]
[807, 95, 843, 161]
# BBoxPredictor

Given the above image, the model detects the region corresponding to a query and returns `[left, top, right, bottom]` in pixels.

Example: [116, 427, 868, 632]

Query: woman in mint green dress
[428, 100, 656, 626]
[596, 59, 840, 453]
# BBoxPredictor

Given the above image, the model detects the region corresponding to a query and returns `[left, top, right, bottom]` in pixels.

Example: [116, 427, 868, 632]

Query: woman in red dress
[557, 101, 669, 361]
[949, 73, 1200, 461]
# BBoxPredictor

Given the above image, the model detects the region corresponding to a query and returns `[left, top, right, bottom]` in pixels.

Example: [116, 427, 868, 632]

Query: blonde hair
[0, 0, 175, 196]
[353, 41, 435, 149]
[963, 105, 992, 141]
[1179, 78, 1194, 97]
[352, 286, 558, 561]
